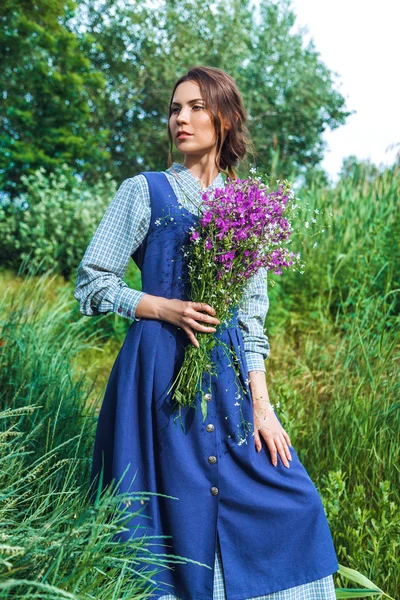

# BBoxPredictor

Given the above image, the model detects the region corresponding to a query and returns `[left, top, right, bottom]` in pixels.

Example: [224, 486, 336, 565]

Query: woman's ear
[223, 113, 239, 130]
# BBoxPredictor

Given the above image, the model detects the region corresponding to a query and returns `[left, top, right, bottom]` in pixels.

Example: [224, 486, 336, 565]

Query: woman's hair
[167, 66, 254, 180]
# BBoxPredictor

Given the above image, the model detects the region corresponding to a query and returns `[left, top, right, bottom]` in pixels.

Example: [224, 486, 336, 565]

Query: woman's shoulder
[122, 169, 168, 189]
[115, 172, 151, 199]
[108, 174, 151, 214]
[116, 168, 174, 203]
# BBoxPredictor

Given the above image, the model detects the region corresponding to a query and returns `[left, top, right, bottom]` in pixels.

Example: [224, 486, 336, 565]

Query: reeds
[266, 161, 399, 596]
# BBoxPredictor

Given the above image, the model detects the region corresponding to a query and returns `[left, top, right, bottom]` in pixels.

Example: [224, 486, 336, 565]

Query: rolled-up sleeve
[73, 176, 150, 322]
[237, 267, 270, 373]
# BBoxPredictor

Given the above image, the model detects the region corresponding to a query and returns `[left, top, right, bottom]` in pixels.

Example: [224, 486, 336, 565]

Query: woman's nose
[176, 110, 190, 123]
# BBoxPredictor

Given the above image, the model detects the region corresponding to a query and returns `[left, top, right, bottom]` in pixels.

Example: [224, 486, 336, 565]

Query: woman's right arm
[73, 175, 150, 322]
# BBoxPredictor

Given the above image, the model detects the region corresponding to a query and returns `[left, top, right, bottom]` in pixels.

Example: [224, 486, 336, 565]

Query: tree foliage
[1, 0, 352, 196]
[0, 0, 109, 197]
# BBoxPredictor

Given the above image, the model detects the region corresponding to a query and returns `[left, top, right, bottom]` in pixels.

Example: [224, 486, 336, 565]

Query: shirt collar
[165, 162, 225, 200]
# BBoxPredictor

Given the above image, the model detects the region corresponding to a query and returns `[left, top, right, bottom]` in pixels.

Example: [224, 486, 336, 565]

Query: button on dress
[89, 171, 339, 599]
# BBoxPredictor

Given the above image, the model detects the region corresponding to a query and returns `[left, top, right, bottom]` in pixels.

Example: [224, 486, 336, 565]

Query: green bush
[0, 164, 116, 279]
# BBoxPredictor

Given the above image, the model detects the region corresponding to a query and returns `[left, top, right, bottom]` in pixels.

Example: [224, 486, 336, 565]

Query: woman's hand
[253, 399, 292, 467]
[159, 299, 220, 348]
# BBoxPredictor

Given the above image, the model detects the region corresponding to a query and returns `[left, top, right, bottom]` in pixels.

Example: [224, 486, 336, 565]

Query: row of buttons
[117, 307, 141, 321]
[206, 421, 218, 495]
[117, 307, 132, 317]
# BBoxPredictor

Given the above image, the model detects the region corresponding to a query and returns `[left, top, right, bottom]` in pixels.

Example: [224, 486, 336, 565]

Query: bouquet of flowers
[167, 170, 303, 423]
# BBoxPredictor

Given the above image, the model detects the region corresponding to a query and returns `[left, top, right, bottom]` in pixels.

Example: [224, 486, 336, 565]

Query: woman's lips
[177, 133, 193, 139]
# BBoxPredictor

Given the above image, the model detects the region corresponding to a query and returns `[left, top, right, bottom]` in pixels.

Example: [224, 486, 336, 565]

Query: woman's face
[169, 80, 217, 157]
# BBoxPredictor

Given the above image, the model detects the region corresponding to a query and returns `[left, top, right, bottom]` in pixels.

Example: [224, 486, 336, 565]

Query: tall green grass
[266, 162, 399, 596]
[0, 268, 207, 598]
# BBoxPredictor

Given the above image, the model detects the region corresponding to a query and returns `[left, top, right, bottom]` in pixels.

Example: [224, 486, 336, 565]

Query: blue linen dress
[89, 171, 339, 599]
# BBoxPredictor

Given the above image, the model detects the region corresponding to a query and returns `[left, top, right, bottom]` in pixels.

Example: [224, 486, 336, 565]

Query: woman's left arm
[237, 268, 292, 465]
[236, 266, 270, 373]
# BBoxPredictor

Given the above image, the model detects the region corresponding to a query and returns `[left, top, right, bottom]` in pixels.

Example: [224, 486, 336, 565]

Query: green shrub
[0, 164, 116, 279]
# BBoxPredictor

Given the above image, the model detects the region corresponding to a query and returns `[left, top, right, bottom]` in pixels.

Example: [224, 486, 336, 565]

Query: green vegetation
[0, 160, 398, 597]
[1, 0, 351, 197]
[0, 270, 208, 599]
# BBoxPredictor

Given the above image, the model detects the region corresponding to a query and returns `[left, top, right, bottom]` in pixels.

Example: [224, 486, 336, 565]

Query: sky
[287, 0, 400, 181]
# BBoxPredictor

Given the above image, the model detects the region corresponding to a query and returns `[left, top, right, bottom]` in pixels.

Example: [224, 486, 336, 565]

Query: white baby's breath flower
[313, 242, 318, 248]
[305, 221, 310, 228]
[314, 209, 319, 214]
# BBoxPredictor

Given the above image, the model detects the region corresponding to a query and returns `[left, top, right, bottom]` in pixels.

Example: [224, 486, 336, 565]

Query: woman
[74, 66, 339, 599]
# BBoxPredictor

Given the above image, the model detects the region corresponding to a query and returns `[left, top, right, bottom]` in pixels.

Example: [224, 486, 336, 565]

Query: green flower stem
[167, 332, 216, 420]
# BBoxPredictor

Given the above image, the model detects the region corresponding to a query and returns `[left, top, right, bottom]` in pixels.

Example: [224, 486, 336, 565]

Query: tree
[73, 0, 351, 182]
[1, 0, 352, 194]
[0, 0, 109, 198]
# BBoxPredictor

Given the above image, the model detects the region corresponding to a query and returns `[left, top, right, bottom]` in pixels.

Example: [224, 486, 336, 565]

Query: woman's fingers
[185, 317, 216, 334]
[266, 437, 278, 466]
[282, 429, 292, 448]
[182, 326, 199, 348]
[262, 432, 291, 468]
[194, 320, 218, 333]
[193, 302, 216, 316]
[275, 436, 290, 468]
[179, 304, 220, 341]
[282, 434, 293, 461]
[182, 319, 217, 347]
[253, 426, 262, 452]
[192, 308, 221, 327]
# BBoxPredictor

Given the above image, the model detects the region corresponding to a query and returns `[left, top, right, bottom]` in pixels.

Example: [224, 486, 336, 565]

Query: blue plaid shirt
[73, 162, 270, 372]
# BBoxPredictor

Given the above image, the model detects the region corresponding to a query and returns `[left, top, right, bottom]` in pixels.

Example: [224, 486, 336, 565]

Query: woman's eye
[171, 105, 203, 114]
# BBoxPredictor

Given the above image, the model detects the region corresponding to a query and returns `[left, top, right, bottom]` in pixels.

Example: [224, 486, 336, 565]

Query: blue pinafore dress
[90, 172, 339, 600]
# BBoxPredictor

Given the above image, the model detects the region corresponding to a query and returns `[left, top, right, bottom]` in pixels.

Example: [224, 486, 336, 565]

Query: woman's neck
[183, 159, 220, 189]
